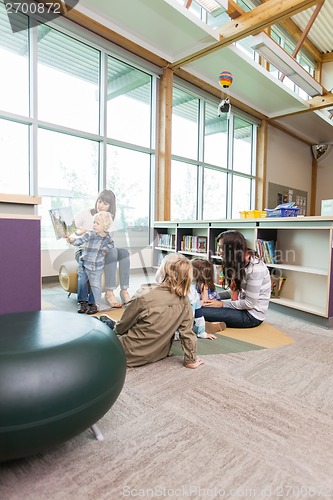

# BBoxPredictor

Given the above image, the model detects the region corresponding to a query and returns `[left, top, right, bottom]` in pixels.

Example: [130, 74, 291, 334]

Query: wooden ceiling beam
[216, 0, 320, 41]
[171, 0, 320, 68]
[227, 0, 243, 19]
[308, 93, 333, 110]
[259, 0, 322, 62]
[322, 52, 333, 63]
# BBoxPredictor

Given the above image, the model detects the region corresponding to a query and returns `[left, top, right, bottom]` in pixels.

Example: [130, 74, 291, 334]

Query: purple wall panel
[0, 218, 41, 314]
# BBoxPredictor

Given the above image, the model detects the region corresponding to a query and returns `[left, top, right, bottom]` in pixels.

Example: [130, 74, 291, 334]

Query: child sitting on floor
[155, 254, 218, 340]
[192, 257, 239, 302]
[191, 258, 228, 332]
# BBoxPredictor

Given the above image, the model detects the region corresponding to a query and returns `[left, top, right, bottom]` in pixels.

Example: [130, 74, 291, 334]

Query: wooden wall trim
[157, 68, 173, 221]
[256, 119, 268, 210]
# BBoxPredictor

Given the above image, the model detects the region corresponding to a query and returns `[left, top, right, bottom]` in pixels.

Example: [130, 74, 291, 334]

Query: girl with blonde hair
[100, 254, 203, 368]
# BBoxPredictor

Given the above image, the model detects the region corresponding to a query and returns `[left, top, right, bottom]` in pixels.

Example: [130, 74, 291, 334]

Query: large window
[233, 117, 253, 175]
[204, 103, 229, 167]
[171, 160, 197, 221]
[106, 145, 151, 247]
[203, 168, 227, 220]
[38, 27, 100, 134]
[0, 119, 29, 194]
[171, 84, 257, 221]
[0, 0, 260, 265]
[38, 130, 99, 249]
[172, 87, 199, 160]
[0, 7, 29, 116]
[0, 2, 155, 256]
[107, 58, 152, 147]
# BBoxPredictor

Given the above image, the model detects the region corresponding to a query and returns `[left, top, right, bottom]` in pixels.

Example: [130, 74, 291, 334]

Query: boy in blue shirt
[67, 211, 114, 314]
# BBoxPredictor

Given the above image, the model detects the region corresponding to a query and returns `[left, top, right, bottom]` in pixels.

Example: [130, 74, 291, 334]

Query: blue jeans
[77, 261, 95, 304]
[76, 252, 93, 303]
[201, 306, 262, 329]
[77, 261, 104, 306]
[75, 247, 130, 302]
[105, 247, 130, 290]
[85, 267, 103, 306]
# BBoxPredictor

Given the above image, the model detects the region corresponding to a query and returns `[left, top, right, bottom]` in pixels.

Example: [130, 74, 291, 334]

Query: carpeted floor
[42, 278, 294, 353]
[1, 279, 333, 499]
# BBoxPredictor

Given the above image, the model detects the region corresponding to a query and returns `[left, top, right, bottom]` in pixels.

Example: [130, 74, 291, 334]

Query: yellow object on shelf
[240, 210, 266, 219]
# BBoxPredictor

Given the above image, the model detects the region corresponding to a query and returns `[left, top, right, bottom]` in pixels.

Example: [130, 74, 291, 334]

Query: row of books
[156, 233, 175, 249]
[256, 239, 276, 264]
[180, 235, 207, 253]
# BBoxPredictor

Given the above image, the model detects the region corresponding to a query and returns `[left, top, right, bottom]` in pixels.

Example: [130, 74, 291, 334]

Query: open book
[49, 206, 77, 240]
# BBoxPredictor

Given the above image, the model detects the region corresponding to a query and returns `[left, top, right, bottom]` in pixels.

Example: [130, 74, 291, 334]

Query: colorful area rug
[101, 310, 294, 356]
[170, 322, 294, 356]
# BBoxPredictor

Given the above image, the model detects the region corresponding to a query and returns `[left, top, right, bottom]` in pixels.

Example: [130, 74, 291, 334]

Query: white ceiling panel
[72, 0, 333, 142]
[186, 44, 309, 116]
[274, 111, 333, 144]
[76, 0, 219, 62]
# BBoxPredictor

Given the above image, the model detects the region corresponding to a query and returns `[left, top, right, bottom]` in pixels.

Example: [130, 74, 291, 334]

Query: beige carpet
[2, 286, 332, 499]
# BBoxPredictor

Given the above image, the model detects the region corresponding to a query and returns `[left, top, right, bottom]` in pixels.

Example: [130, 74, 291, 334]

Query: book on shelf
[180, 235, 207, 253]
[271, 276, 286, 298]
[196, 236, 207, 253]
[49, 206, 77, 240]
[156, 233, 175, 249]
[256, 239, 276, 264]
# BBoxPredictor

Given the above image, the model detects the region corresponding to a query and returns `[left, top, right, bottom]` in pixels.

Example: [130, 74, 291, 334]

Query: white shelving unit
[154, 217, 333, 328]
[257, 217, 333, 321]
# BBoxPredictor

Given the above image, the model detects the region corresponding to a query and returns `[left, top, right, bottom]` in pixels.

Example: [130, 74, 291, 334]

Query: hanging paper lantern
[218, 71, 233, 88]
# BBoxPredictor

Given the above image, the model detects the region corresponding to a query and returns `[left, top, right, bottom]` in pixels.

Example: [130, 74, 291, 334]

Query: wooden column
[256, 119, 268, 210]
[157, 67, 173, 221]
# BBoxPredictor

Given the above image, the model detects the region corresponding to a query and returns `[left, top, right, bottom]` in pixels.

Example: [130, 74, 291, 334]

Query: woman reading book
[74, 189, 131, 311]
[200, 230, 271, 328]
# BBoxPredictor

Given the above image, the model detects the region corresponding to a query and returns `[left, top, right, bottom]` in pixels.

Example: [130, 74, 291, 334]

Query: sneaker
[120, 289, 131, 305]
[87, 304, 99, 315]
[78, 302, 89, 314]
[99, 314, 116, 329]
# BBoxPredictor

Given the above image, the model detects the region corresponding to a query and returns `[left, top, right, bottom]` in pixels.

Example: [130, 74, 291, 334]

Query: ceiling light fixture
[250, 33, 323, 98]
[194, 0, 228, 14]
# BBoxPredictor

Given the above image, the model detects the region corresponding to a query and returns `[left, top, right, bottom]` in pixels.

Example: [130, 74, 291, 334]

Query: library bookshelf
[154, 217, 333, 328]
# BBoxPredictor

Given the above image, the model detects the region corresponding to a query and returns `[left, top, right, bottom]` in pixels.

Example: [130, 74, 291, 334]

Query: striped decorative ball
[218, 71, 233, 88]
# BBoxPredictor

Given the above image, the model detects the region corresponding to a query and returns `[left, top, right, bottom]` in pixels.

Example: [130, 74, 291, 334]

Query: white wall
[266, 126, 313, 213]
[315, 149, 333, 215]
[322, 62, 333, 92]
